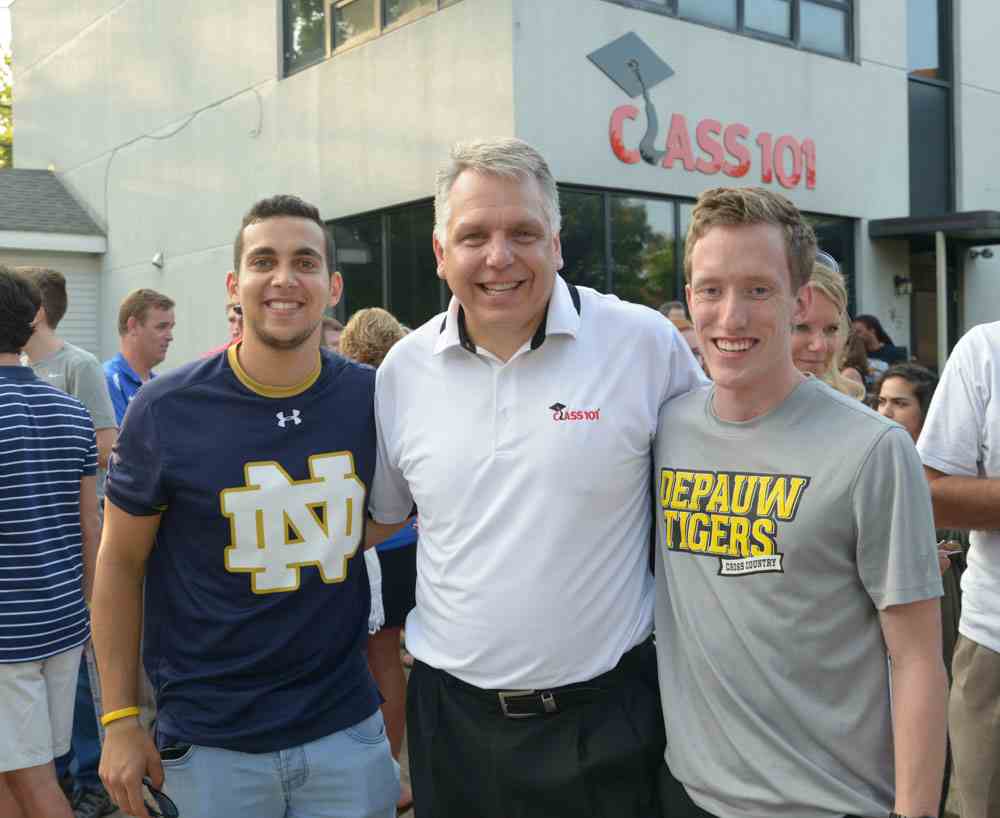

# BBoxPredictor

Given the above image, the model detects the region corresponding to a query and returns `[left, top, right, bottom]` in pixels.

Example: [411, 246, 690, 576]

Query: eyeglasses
[143, 777, 179, 818]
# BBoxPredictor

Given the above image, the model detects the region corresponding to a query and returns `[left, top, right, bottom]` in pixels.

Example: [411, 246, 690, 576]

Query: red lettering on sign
[609, 105, 641, 165]
[605, 106, 814, 189]
[695, 118, 724, 175]
[723, 123, 751, 178]
[756, 132, 774, 184]
[774, 135, 802, 188]
[801, 138, 817, 189]
[663, 114, 696, 171]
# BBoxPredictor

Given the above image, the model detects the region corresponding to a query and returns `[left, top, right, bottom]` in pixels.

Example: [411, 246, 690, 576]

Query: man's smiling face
[687, 222, 808, 405]
[433, 171, 562, 354]
[228, 216, 341, 351]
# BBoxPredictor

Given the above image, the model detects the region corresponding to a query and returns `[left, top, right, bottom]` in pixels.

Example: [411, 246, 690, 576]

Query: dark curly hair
[233, 194, 335, 274]
[875, 362, 938, 419]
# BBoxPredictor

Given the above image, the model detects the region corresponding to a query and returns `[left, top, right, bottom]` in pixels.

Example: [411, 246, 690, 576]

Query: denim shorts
[160, 710, 399, 818]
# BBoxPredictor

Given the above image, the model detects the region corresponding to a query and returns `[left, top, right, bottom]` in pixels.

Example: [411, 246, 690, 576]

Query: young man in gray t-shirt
[653, 187, 946, 818]
[18, 268, 117, 480]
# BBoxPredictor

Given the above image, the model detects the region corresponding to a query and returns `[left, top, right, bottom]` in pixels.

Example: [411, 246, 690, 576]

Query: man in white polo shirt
[918, 322, 1000, 818]
[370, 137, 706, 818]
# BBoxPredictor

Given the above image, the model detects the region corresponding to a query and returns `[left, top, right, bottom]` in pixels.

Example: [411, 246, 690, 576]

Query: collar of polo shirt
[434, 275, 582, 357]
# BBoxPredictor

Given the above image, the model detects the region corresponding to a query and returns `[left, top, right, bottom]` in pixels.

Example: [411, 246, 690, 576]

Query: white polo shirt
[371, 275, 706, 689]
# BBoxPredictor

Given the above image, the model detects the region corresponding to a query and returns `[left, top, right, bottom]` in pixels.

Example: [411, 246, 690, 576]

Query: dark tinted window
[335, 216, 384, 319]
[908, 81, 951, 216]
[560, 190, 607, 292]
[388, 204, 440, 329]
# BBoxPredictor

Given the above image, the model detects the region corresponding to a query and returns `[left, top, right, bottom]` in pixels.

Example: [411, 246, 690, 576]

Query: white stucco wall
[14, 0, 516, 364]
[955, 2, 1000, 333]
[0, 249, 103, 355]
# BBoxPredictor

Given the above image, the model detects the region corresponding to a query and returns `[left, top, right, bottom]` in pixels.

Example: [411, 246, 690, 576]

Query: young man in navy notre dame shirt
[91, 196, 399, 818]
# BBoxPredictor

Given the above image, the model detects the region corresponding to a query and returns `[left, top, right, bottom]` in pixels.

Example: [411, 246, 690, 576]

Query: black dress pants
[406, 638, 665, 818]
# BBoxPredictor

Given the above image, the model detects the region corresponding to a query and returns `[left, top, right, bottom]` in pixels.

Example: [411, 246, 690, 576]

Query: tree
[0, 50, 11, 169]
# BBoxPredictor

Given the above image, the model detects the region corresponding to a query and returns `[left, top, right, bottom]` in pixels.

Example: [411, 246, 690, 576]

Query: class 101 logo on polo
[589, 32, 817, 190]
[220, 452, 365, 594]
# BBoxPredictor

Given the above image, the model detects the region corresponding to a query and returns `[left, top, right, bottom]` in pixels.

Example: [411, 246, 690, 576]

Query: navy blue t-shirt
[106, 346, 379, 753]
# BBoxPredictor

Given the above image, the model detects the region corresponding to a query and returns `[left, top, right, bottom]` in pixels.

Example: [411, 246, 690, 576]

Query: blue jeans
[161, 711, 399, 818]
[54, 650, 102, 793]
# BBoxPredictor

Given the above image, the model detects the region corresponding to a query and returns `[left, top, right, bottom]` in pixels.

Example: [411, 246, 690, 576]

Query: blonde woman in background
[791, 261, 866, 400]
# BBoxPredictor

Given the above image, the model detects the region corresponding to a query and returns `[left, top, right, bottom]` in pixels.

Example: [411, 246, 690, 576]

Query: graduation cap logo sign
[549, 402, 567, 413]
[587, 32, 674, 166]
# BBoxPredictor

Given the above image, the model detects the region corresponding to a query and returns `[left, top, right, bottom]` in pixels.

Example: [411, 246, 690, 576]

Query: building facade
[13, 0, 999, 369]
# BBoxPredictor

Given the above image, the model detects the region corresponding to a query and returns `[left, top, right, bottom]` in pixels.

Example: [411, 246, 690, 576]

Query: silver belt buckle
[498, 689, 558, 718]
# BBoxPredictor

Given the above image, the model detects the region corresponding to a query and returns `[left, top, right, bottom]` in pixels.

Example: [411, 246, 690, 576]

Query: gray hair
[433, 138, 561, 245]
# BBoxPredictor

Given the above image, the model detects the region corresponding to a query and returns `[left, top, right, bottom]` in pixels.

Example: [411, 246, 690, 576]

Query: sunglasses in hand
[143, 777, 179, 818]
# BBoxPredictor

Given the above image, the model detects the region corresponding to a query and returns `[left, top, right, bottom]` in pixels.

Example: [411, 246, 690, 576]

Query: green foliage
[0, 51, 11, 169]
[560, 191, 678, 308]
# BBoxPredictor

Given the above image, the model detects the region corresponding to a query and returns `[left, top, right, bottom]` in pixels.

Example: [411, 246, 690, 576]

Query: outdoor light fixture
[969, 247, 995, 260]
[894, 275, 913, 296]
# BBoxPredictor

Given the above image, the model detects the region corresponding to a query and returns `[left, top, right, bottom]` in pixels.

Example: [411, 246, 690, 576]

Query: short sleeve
[917, 331, 985, 477]
[369, 363, 414, 524]
[72, 355, 117, 430]
[81, 413, 97, 477]
[854, 426, 942, 609]
[104, 364, 129, 426]
[105, 387, 166, 515]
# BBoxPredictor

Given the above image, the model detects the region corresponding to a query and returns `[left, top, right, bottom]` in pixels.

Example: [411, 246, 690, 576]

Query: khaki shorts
[0, 644, 84, 773]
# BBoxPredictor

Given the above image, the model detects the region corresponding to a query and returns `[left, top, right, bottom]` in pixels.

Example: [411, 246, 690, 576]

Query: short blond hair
[684, 187, 817, 291]
[339, 308, 406, 368]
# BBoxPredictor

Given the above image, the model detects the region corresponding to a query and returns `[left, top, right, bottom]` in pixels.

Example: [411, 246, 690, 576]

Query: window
[677, 0, 737, 29]
[332, 201, 447, 328]
[906, 0, 953, 215]
[561, 186, 855, 312]
[560, 190, 608, 293]
[798, 1, 849, 58]
[599, 0, 853, 60]
[561, 188, 686, 310]
[284, 0, 326, 75]
[906, 0, 950, 80]
[746, 0, 792, 38]
[806, 214, 856, 315]
[387, 204, 440, 329]
[283, 0, 461, 75]
[610, 197, 676, 308]
[334, 215, 384, 319]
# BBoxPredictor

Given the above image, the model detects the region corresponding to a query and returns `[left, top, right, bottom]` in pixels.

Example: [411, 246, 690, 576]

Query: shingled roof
[0, 169, 104, 236]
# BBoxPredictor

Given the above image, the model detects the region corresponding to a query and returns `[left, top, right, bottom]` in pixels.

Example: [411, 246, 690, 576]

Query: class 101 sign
[609, 105, 816, 190]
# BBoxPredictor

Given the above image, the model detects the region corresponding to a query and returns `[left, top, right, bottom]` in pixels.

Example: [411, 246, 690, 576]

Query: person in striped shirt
[0, 267, 100, 818]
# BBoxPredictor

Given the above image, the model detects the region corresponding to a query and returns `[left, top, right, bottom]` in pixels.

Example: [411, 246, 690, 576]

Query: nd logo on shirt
[220, 452, 365, 594]
[658, 469, 810, 576]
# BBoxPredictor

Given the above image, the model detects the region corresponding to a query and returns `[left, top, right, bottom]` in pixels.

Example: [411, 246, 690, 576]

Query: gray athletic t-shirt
[32, 342, 116, 498]
[654, 377, 941, 818]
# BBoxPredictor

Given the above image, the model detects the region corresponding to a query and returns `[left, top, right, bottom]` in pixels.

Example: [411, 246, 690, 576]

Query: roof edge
[0, 231, 107, 254]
